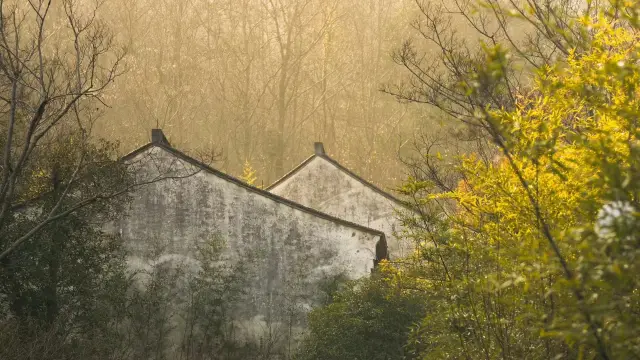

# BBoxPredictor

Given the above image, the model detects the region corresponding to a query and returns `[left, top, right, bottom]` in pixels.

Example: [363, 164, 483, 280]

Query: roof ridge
[318, 153, 409, 208]
[264, 154, 316, 191]
[122, 143, 388, 238]
[265, 152, 410, 210]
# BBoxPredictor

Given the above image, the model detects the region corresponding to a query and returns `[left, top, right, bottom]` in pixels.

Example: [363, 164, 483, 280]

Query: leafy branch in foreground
[391, 5, 640, 359]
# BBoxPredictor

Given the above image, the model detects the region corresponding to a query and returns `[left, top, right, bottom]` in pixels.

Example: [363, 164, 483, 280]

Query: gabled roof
[266, 147, 410, 210]
[122, 140, 388, 248]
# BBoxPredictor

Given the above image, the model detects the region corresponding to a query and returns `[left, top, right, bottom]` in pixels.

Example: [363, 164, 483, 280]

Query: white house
[267, 142, 414, 259]
[111, 129, 388, 355]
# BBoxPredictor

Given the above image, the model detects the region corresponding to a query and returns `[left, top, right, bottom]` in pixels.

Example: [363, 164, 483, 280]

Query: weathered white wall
[268, 156, 413, 258]
[111, 145, 383, 355]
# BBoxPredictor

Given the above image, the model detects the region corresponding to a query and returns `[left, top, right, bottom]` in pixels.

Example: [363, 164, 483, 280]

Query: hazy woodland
[95, 0, 424, 185]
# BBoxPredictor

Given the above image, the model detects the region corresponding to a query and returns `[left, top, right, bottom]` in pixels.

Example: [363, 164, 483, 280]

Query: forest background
[94, 0, 460, 186]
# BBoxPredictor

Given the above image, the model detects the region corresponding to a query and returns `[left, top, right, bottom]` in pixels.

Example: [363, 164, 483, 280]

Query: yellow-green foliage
[394, 14, 640, 360]
[241, 160, 258, 187]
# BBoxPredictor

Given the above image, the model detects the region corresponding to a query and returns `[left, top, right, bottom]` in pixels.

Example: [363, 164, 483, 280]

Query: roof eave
[121, 142, 387, 238]
[266, 152, 412, 211]
[264, 154, 316, 191]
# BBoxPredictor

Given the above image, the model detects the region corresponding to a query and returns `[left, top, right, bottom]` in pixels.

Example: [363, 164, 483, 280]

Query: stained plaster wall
[111, 145, 383, 353]
[268, 156, 413, 259]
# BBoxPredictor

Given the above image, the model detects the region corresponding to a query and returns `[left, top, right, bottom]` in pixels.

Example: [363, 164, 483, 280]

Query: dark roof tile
[266, 153, 411, 210]
[122, 142, 388, 239]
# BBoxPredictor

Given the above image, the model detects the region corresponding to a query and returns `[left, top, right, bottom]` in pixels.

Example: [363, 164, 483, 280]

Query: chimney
[314, 142, 325, 156]
[151, 129, 170, 146]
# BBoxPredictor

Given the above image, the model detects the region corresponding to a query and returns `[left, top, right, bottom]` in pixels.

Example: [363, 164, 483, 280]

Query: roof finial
[151, 129, 170, 146]
[314, 142, 325, 155]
